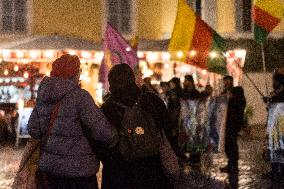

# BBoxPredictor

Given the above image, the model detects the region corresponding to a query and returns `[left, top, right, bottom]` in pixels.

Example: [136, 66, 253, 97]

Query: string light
[68, 50, 76, 55]
[23, 72, 29, 79]
[162, 52, 171, 61]
[4, 69, 8, 76]
[2, 50, 11, 58]
[147, 52, 158, 62]
[202, 69, 207, 75]
[16, 51, 24, 58]
[209, 51, 218, 58]
[30, 51, 39, 59]
[44, 50, 55, 59]
[177, 51, 184, 58]
[126, 47, 131, 52]
[46, 71, 50, 76]
[14, 65, 19, 72]
[95, 52, 104, 62]
[189, 50, 197, 57]
[137, 51, 144, 58]
[81, 51, 91, 59]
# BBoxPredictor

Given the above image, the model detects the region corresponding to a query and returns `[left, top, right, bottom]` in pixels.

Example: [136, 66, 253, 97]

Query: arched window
[0, 0, 27, 33]
[106, 0, 134, 35]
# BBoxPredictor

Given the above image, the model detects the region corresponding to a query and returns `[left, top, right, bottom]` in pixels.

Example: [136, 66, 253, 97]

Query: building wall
[137, 0, 163, 39]
[241, 72, 273, 125]
[216, 0, 236, 34]
[33, 0, 103, 42]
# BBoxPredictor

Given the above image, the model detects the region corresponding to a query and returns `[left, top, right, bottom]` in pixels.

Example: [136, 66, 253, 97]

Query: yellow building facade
[0, 0, 283, 42]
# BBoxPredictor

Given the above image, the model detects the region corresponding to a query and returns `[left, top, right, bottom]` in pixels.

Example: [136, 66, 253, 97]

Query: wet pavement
[0, 131, 283, 189]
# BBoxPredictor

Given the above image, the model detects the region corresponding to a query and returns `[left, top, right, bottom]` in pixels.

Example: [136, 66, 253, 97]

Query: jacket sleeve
[27, 107, 42, 139]
[79, 90, 118, 147]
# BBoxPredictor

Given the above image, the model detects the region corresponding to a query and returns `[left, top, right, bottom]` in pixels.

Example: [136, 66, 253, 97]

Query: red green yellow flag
[253, 0, 284, 44]
[169, 0, 227, 75]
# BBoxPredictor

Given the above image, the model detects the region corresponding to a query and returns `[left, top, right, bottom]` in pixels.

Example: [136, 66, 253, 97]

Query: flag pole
[261, 43, 269, 97]
[230, 56, 265, 97]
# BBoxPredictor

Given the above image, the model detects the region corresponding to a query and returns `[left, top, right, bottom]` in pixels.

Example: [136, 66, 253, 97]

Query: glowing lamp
[14, 65, 19, 72]
[30, 51, 39, 59]
[44, 51, 55, 59]
[177, 51, 184, 58]
[189, 50, 197, 57]
[137, 51, 144, 58]
[4, 69, 8, 76]
[16, 51, 24, 58]
[147, 52, 158, 62]
[162, 52, 171, 61]
[209, 51, 218, 59]
[2, 50, 11, 58]
[23, 72, 29, 79]
[46, 71, 50, 76]
[81, 51, 91, 59]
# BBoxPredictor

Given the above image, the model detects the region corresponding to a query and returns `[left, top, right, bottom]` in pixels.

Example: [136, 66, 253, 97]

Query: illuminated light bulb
[23, 72, 29, 79]
[68, 50, 76, 55]
[16, 51, 24, 58]
[137, 51, 144, 58]
[46, 71, 50, 76]
[147, 52, 158, 62]
[126, 47, 131, 52]
[80, 59, 87, 64]
[22, 59, 30, 64]
[209, 51, 218, 59]
[4, 69, 8, 76]
[2, 50, 11, 58]
[202, 69, 207, 75]
[177, 51, 184, 58]
[81, 51, 91, 59]
[30, 51, 39, 59]
[14, 65, 19, 72]
[162, 52, 171, 61]
[18, 99, 25, 110]
[164, 63, 170, 69]
[44, 50, 55, 59]
[189, 50, 197, 57]
[95, 52, 104, 61]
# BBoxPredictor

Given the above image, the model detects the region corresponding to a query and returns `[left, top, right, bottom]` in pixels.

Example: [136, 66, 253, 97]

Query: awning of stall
[0, 34, 102, 50]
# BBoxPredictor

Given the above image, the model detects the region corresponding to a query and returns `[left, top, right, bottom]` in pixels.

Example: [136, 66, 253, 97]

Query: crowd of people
[10, 54, 283, 188]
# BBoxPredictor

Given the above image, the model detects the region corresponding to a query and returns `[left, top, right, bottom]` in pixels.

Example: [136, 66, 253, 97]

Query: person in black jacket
[220, 86, 246, 188]
[182, 75, 200, 100]
[100, 64, 174, 189]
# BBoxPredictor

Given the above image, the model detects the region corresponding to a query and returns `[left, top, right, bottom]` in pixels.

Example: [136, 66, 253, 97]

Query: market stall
[0, 35, 246, 146]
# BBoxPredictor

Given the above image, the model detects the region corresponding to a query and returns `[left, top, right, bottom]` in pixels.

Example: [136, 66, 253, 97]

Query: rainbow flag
[253, 0, 284, 44]
[169, 0, 227, 75]
[99, 23, 139, 90]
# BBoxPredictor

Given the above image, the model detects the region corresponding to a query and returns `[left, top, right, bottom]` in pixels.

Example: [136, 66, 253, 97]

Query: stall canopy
[0, 34, 102, 50]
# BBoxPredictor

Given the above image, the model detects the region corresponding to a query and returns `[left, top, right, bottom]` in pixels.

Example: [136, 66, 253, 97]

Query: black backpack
[114, 98, 161, 161]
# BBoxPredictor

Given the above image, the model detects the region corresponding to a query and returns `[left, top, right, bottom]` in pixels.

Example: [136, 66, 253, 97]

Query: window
[235, 0, 252, 32]
[0, 0, 27, 33]
[106, 0, 133, 35]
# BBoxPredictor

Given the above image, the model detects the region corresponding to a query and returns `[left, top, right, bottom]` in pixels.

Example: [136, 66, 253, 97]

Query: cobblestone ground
[0, 132, 283, 189]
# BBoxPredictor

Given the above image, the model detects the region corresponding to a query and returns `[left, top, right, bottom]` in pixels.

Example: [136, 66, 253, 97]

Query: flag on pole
[169, 0, 227, 75]
[253, 0, 284, 44]
[99, 23, 139, 90]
